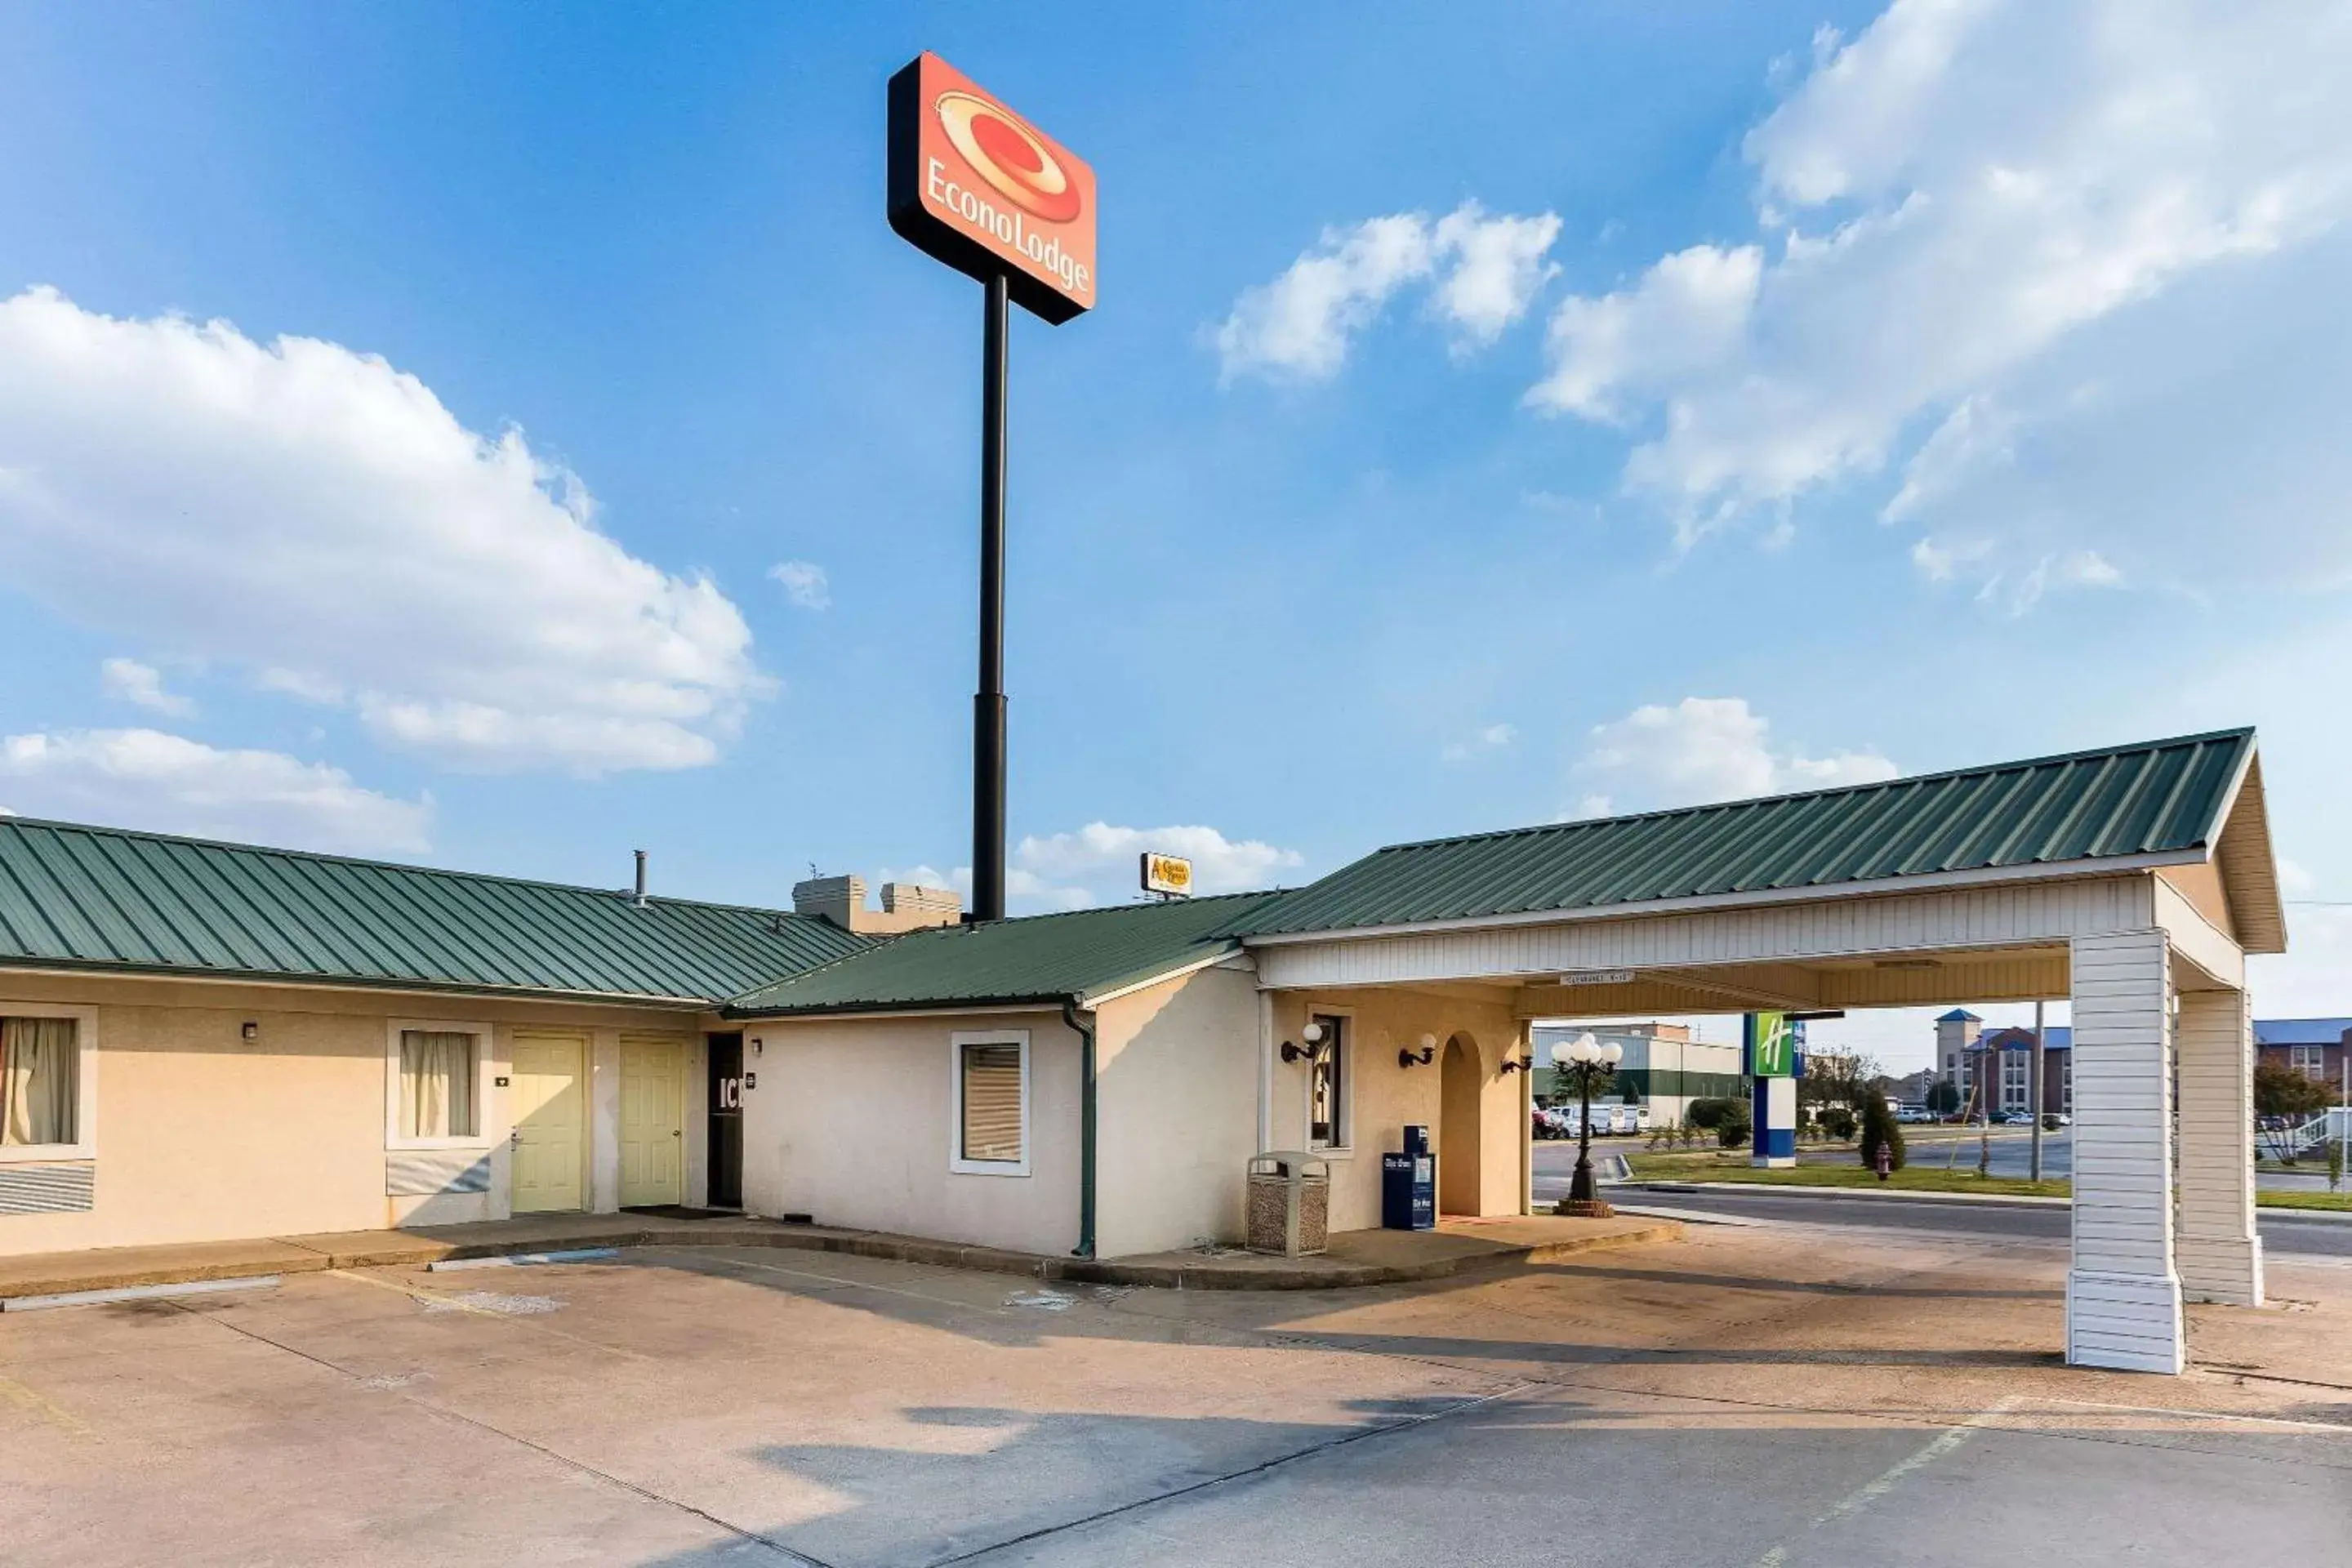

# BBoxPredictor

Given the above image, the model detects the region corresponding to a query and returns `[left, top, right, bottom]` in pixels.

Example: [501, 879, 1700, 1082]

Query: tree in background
[1927, 1080, 1962, 1117]
[2256, 1060, 2332, 1164]
[1859, 1092, 1907, 1174]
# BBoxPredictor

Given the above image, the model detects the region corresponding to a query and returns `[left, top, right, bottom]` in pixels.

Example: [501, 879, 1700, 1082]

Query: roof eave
[0, 956, 723, 1010]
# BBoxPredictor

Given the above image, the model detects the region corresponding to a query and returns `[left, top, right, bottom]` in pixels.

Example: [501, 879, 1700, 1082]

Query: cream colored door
[619, 1036, 685, 1208]
[510, 1031, 586, 1213]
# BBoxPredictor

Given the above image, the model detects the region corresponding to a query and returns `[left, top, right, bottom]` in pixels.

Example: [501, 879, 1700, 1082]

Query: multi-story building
[1530, 1021, 1743, 1127]
[2255, 1018, 2351, 1100]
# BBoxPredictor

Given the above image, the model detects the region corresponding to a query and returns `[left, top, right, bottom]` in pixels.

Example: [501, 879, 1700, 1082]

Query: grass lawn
[1624, 1150, 2352, 1210]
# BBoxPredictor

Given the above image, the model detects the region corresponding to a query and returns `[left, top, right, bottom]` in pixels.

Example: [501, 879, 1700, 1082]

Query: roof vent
[633, 849, 649, 908]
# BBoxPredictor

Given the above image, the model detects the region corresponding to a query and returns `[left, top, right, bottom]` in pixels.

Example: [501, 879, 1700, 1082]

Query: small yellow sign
[1140, 852, 1194, 898]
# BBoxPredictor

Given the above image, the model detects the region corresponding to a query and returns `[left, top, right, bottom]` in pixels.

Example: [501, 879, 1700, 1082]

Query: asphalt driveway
[2, 1221, 2346, 1566]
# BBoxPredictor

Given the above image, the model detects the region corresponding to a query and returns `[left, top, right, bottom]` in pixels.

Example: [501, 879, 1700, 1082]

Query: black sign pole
[972, 270, 1010, 922]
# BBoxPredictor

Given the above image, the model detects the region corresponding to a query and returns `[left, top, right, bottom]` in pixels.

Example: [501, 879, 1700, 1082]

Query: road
[1606, 1183, 2352, 1258]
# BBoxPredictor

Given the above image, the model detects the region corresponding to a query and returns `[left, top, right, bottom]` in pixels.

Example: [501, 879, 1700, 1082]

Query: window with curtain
[399, 1030, 479, 1140]
[1, 1016, 78, 1147]
[958, 1040, 1024, 1165]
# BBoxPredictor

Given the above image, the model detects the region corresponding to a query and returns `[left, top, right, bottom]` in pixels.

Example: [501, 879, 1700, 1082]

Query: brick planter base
[1554, 1199, 1615, 1218]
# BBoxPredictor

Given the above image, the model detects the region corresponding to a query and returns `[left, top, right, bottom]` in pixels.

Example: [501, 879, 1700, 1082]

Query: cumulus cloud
[0, 287, 767, 774]
[1215, 203, 1561, 381]
[768, 560, 830, 611]
[892, 822, 1307, 915]
[100, 657, 194, 718]
[1533, 0, 2352, 591]
[1570, 697, 1898, 816]
[0, 728, 430, 854]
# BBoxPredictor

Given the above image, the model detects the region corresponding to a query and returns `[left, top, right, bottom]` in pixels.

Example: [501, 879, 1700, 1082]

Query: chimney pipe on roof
[634, 849, 648, 907]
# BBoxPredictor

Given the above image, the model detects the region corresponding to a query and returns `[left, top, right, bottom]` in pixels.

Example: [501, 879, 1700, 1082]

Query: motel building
[0, 728, 2284, 1375]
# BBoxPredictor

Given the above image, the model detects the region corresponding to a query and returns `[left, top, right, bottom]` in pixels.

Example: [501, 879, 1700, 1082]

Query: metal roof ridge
[0, 812, 841, 926]
[1362, 727, 2256, 857]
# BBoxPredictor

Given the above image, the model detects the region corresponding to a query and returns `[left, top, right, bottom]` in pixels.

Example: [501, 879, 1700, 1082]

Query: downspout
[1062, 996, 1097, 1258]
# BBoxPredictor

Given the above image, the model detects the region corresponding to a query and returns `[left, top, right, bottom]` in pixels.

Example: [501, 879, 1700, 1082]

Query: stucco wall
[738, 1009, 1083, 1258]
[1264, 987, 1526, 1232]
[1093, 964, 1260, 1258]
[0, 971, 702, 1258]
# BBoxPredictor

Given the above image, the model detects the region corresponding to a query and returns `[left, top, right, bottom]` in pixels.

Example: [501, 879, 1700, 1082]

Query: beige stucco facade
[1262, 986, 1529, 1233]
[0, 970, 707, 1258]
[728, 962, 1538, 1260]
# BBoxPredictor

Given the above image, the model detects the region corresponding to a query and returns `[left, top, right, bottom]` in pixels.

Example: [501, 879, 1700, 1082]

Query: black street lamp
[1552, 1032, 1624, 1214]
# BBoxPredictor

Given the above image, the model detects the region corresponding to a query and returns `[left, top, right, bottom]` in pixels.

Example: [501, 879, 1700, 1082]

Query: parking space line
[1754, 1396, 2024, 1566]
[321, 1267, 654, 1361]
[0, 1371, 97, 1439]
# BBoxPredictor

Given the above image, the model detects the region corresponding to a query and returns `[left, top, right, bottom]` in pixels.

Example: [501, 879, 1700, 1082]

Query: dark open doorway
[706, 1031, 744, 1209]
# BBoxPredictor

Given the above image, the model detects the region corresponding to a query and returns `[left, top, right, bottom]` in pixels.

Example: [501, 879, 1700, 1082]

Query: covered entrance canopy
[1232, 728, 2286, 1374]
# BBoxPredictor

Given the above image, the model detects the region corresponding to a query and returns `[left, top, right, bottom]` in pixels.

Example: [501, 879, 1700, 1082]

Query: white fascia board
[1239, 849, 2203, 949]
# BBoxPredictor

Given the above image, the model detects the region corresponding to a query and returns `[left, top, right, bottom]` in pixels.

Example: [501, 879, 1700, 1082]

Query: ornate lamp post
[1554, 1032, 1624, 1217]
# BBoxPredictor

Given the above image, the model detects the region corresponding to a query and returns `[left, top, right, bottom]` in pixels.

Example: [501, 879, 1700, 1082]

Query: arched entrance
[1439, 1032, 1482, 1216]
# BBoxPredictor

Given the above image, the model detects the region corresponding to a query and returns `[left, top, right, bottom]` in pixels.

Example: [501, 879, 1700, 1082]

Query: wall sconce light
[239, 1021, 259, 1044]
[1279, 1021, 1327, 1064]
[751, 1037, 764, 1056]
[1499, 1054, 1534, 1074]
[1398, 1032, 1437, 1069]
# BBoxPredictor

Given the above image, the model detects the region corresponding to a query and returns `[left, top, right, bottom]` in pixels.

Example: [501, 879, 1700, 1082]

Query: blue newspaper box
[1382, 1125, 1436, 1231]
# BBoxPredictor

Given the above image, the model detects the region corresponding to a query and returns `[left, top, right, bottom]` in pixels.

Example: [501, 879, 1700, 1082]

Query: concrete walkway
[0, 1209, 1677, 1303]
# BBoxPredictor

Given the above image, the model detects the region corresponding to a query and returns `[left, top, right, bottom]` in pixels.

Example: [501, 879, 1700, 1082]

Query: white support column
[2175, 985, 2264, 1307]
[2067, 930, 2184, 1374]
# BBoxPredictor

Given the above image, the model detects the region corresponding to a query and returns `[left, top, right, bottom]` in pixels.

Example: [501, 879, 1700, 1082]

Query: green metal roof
[1235, 728, 2256, 938]
[726, 891, 1283, 1016]
[0, 816, 866, 1003]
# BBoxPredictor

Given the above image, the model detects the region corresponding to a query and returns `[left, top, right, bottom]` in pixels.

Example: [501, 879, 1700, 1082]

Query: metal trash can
[1246, 1151, 1330, 1256]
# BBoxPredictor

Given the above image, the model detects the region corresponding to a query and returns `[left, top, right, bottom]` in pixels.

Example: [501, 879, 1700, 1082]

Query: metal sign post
[973, 272, 1009, 920]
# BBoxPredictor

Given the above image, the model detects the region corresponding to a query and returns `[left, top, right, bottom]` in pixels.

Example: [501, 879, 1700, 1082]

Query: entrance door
[620, 1036, 685, 1208]
[510, 1031, 586, 1213]
[706, 1032, 744, 1209]
[1440, 1034, 1483, 1216]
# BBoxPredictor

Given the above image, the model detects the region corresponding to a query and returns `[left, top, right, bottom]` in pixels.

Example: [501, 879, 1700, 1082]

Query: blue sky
[2, 2, 2348, 1067]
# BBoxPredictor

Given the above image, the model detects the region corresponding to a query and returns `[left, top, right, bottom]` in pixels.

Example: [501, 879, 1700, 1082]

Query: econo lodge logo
[889, 51, 1097, 323]
[933, 91, 1082, 224]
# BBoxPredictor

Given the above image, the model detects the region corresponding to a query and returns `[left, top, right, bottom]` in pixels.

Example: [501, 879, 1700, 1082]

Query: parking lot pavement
[2, 1227, 2347, 1566]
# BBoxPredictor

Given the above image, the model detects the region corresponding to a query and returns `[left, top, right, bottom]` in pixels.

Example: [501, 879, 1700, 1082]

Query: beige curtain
[400, 1031, 477, 1139]
[960, 1043, 1023, 1163]
[1, 1016, 77, 1147]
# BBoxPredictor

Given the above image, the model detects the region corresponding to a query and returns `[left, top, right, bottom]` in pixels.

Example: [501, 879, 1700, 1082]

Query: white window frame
[2289, 1043, 2327, 1081]
[385, 1018, 498, 1152]
[1303, 1006, 1355, 1156]
[0, 1001, 98, 1164]
[948, 1028, 1031, 1178]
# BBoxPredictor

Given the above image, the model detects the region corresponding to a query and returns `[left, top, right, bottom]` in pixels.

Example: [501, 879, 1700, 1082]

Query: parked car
[1895, 1104, 1932, 1124]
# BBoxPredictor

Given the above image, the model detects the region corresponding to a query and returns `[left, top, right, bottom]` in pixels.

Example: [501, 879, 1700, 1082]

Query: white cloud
[0, 728, 430, 854]
[1533, 0, 2352, 591]
[768, 560, 830, 611]
[100, 657, 194, 718]
[0, 287, 767, 774]
[1215, 203, 1561, 381]
[1571, 697, 1898, 814]
[1016, 822, 1306, 899]
[1440, 722, 1516, 762]
[1431, 204, 1563, 347]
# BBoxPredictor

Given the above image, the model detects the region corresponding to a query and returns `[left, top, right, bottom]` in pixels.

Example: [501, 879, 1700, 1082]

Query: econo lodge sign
[889, 52, 1097, 324]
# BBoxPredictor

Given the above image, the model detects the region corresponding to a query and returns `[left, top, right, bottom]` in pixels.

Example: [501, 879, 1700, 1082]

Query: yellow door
[510, 1031, 586, 1214]
[619, 1036, 685, 1208]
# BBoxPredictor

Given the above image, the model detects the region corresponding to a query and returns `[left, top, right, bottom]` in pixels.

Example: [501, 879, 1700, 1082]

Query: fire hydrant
[1874, 1143, 1893, 1183]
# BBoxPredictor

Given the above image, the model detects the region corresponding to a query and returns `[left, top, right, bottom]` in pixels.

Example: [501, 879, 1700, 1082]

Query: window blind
[960, 1042, 1023, 1163]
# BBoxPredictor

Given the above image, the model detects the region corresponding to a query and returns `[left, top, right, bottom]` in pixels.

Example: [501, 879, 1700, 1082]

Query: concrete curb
[0, 1217, 1685, 1303]
[1630, 1181, 2352, 1224]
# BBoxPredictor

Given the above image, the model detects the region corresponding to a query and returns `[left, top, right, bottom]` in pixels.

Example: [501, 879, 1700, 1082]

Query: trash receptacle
[1382, 1125, 1435, 1231]
[1246, 1151, 1330, 1256]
